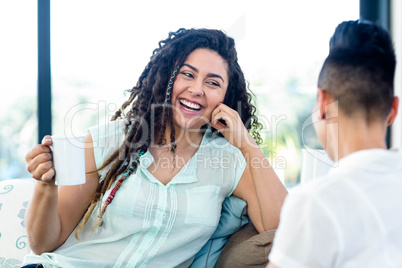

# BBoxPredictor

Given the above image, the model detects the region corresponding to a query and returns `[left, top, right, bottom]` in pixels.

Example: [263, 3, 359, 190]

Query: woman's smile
[179, 98, 204, 114]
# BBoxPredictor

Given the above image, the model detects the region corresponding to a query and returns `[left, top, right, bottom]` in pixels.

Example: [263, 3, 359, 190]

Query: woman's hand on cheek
[210, 103, 256, 150]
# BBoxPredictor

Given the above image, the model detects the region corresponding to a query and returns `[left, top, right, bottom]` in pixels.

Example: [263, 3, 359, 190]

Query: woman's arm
[232, 143, 287, 232]
[210, 104, 288, 233]
[25, 134, 99, 254]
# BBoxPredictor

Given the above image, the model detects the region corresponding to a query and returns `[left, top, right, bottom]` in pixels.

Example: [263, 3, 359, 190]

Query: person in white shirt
[268, 20, 402, 268]
[23, 28, 287, 267]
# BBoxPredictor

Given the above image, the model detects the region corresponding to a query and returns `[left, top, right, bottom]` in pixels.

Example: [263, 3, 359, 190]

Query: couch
[0, 178, 275, 268]
[0, 179, 35, 268]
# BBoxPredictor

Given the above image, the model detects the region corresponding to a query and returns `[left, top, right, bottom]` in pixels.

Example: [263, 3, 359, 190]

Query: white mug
[51, 135, 86, 186]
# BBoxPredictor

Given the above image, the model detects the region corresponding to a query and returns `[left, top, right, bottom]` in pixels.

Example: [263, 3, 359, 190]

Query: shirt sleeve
[87, 120, 127, 182]
[268, 187, 342, 268]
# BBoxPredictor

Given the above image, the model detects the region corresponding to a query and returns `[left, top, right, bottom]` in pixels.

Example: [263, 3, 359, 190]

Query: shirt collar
[137, 131, 211, 186]
[328, 148, 402, 176]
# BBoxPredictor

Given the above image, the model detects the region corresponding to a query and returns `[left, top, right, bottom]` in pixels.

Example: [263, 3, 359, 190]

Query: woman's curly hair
[76, 28, 263, 237]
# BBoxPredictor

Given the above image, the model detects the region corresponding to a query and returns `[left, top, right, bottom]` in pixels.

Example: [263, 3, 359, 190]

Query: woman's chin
[172, 114, 210, 132]
[173, 119, 207, 132]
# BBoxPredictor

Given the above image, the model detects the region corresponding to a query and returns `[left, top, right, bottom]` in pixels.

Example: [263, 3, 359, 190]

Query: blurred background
[1, 0, 400, 186]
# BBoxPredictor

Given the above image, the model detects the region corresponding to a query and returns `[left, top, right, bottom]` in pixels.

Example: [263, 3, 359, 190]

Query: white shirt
[24, 121, 246, 268]
[269, 149, 402, 268]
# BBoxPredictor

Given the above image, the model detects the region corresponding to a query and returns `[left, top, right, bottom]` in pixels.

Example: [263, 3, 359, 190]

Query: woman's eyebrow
[182, 63, 225, 83]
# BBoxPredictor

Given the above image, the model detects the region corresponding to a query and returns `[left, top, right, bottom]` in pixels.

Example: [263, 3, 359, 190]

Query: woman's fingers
[211, 113, 232, 130]
[41, 135, 53, 146]
[26, 136, 55, 182]
[210, 103, 255, 150]
[41, 166, 56, 182]
[26, 144, 50, 163]
[26, 146, 49, 171]
[28, 154, 54, 182]
[211, 104, 234, 126]
[32, 160, 53, 180]
[210, 104, 241, 144]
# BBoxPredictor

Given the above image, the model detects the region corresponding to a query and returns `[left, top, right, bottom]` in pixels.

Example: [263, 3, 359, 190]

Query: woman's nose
[188, 80, 204, 96]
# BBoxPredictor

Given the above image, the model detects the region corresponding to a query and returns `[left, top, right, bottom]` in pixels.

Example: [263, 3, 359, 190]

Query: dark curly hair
[76, 28, 262, 236]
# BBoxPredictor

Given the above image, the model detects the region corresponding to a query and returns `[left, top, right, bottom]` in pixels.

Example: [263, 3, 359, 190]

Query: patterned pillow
[0, 179, 35, 268]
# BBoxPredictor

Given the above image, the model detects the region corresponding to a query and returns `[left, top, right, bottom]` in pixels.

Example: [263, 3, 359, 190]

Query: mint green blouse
[24, 120, 246, 268]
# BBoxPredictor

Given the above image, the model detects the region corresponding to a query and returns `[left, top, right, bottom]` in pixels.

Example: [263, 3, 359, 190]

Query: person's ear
[317, 88, 327, 120]
[387, 96, 399, 126]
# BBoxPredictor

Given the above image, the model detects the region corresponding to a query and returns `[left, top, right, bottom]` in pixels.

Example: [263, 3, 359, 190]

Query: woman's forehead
[183, 49, 229, 79]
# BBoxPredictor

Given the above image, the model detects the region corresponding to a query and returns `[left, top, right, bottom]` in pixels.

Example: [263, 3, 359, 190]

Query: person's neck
[155, 124, 204, 152]
[329, 116, 388, 161]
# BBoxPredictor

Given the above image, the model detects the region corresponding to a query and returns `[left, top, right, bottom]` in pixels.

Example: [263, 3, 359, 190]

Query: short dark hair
[318, 20, 396, 122]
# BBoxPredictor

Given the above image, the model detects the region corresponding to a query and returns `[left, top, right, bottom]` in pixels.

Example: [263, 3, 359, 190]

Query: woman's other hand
[26, 135, 55, 184]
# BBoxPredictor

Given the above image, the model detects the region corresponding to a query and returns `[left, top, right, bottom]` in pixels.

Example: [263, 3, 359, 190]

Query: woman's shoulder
[87, 120, 127, 171]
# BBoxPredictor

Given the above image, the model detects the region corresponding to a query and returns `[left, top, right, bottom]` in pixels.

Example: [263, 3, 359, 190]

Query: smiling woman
[23, 28, 288, 267]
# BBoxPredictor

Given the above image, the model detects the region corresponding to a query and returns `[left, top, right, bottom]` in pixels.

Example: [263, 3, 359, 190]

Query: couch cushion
[0, 179, 35, 267]
[190, 195, 249, 267]
[216, 222, 276, 268]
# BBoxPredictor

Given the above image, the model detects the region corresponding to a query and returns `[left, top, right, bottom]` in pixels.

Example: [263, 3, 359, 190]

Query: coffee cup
[51, 135, 86, 186]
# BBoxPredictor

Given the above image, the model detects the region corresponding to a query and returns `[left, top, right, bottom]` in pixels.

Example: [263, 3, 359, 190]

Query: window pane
[0, 1, 38, 180]
[51, 0, 359, 185]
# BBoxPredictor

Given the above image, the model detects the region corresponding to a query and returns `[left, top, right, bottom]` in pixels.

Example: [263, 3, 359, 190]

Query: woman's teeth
[180, 99, 201, 111]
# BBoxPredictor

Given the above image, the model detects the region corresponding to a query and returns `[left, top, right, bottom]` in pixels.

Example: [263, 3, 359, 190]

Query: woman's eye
[181, 72, 193, 78]
[207, 81, 220, 87]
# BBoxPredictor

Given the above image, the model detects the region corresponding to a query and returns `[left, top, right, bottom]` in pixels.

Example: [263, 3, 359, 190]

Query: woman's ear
[387, 96, 399, 126]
